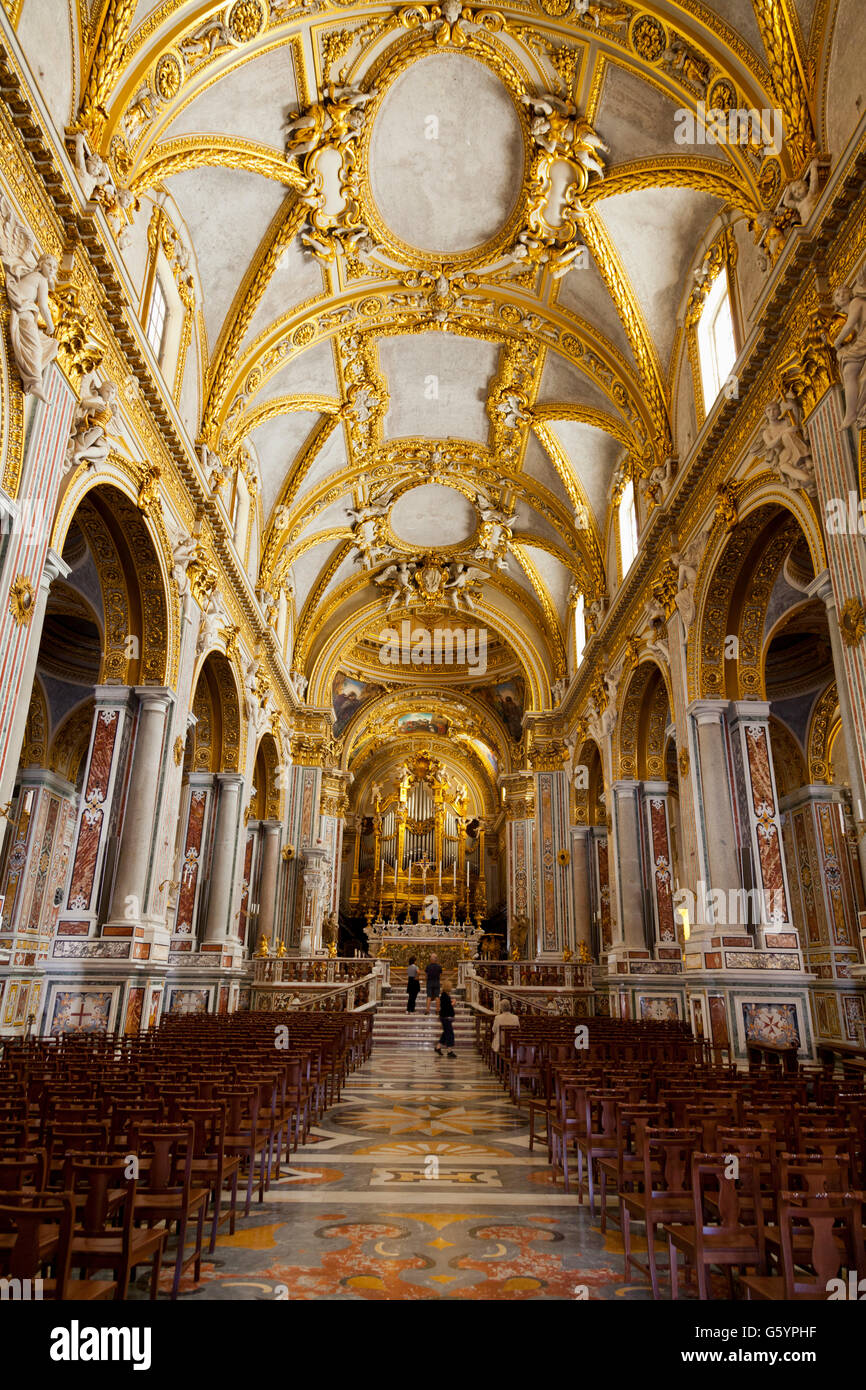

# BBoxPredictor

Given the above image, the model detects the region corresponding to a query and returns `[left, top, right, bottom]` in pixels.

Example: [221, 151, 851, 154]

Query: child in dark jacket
[435, 978, 457, 1058]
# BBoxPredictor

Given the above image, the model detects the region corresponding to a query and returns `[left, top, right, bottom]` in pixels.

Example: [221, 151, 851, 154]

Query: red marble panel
[648, 796, 675, 942]
[57, 920, 89, 935]
[705, 951, 722, 969]
[67, 708, 120, 910]
[175, 788, 208, 934]
[744, 725, 788, 918]
[597, 839, 612, 949]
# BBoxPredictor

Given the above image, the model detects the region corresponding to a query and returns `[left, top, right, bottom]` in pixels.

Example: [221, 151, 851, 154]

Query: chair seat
[43, 1278, 118, 1300]
[621, 1191, 693, 1221]
[71, 1227, 167, 1260]
[664, 1223, 762, 1259]
[133, 1187, 210, 1217]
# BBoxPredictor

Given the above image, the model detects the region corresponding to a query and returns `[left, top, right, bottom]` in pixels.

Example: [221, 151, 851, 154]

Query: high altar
[349, 749, 488, 932]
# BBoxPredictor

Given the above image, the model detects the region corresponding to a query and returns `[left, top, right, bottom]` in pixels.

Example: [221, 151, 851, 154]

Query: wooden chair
[131, 1125, 209, 1300]
[65, 1156, 166, 1299]
[0, 1194, 116, 1300]
[741, 1192, 866, 1300]
[178, 1104, 240, 1252]
[666, 1155, 768, 1300]
[621, 1128, 702, 1299]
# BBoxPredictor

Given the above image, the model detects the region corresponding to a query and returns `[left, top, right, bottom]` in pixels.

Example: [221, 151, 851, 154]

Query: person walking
[406, 956, 420, 1013]
[424, 953, 442, 1014]
[435, 976, 457, 1058]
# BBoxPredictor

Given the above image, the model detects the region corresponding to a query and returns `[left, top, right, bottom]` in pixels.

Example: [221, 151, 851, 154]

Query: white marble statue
[0, 194, 59, 402]
[242, 655, 260, 720]
[374, 561, 414, 612]
[196, 588, 228, 655]
[752, 395, 816, 494]
[290, 670, 308, 701]
[833, 274, 866, 430]
[73, 133, 114, 202]
[162, 513, 197, 596]
[445, 563, 484, 612]
[552, 676, 568, 705]
[669, 526, 710, 632]
[777, 157, 822, 226]
[64, 370, 120, 472]
[642, 455, 676, 507]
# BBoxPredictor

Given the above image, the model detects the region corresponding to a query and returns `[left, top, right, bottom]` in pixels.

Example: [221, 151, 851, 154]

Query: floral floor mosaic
[133, 1052, 670, 1301]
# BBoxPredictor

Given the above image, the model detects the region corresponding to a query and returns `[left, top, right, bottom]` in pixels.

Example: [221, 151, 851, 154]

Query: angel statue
[163, 512, 198, 597]
[64, 371, 120, 473]
[669, 526, 710, 632]
[752, 395, 816, 495]
[445, 563, 484, 612]
[833, 274, 866, 430]
[0, 194, 59, 401]
[241, 655, 260, 720]
[196, 588, 228, 655]
[374, 561, 415, 612]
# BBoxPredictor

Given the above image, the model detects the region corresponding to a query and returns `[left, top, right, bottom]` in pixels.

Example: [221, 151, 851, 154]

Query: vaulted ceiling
[38, 0, 833, 796]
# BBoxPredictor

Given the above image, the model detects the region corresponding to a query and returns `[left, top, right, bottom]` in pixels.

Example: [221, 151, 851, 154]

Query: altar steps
[371, 988, 475, 1049]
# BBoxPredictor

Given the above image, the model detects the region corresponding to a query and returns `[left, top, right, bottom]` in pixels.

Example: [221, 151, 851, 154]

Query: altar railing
[251, 967, 383, 1013]
[462, 964, 595, 1019]
[471, 960, 594, 989]
[253, 957, 386, 986]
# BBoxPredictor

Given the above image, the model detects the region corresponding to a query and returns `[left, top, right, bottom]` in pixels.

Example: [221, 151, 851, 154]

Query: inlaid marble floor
[138, 1050, 661, 1300]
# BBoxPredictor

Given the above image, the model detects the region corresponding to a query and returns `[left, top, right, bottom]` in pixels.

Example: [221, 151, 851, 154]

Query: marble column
[256, 820, 282, 945]
[202, 773, 244, 947]
[689, 700, 741, 934]
[570, 826, 592, 957]
[609, 781, 647, 952]
[106, 688, 174, 930]
[0, 549, 70, 811]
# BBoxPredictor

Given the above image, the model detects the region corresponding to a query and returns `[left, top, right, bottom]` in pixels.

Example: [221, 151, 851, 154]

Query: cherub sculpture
[64, 371, 120, 472]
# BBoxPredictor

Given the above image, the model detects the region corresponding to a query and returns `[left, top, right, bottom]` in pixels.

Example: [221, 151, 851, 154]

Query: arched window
[145, 277, 168, 362]
[618, 478, 638, 576]
[574, 591, 586, 669]
[697, 269, 736, 404]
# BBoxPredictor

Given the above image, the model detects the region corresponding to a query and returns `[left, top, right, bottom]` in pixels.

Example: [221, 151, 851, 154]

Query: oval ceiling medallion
[367, 53, 525, 257]
[389, 484, 476, 548]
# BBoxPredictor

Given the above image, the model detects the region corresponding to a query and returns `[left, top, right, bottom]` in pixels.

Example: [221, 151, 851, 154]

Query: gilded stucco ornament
[514, 93, 607, 279]
[840, 600, 866, 649]
[285, 84, 377, 264]
[9, 575, 35, 626]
